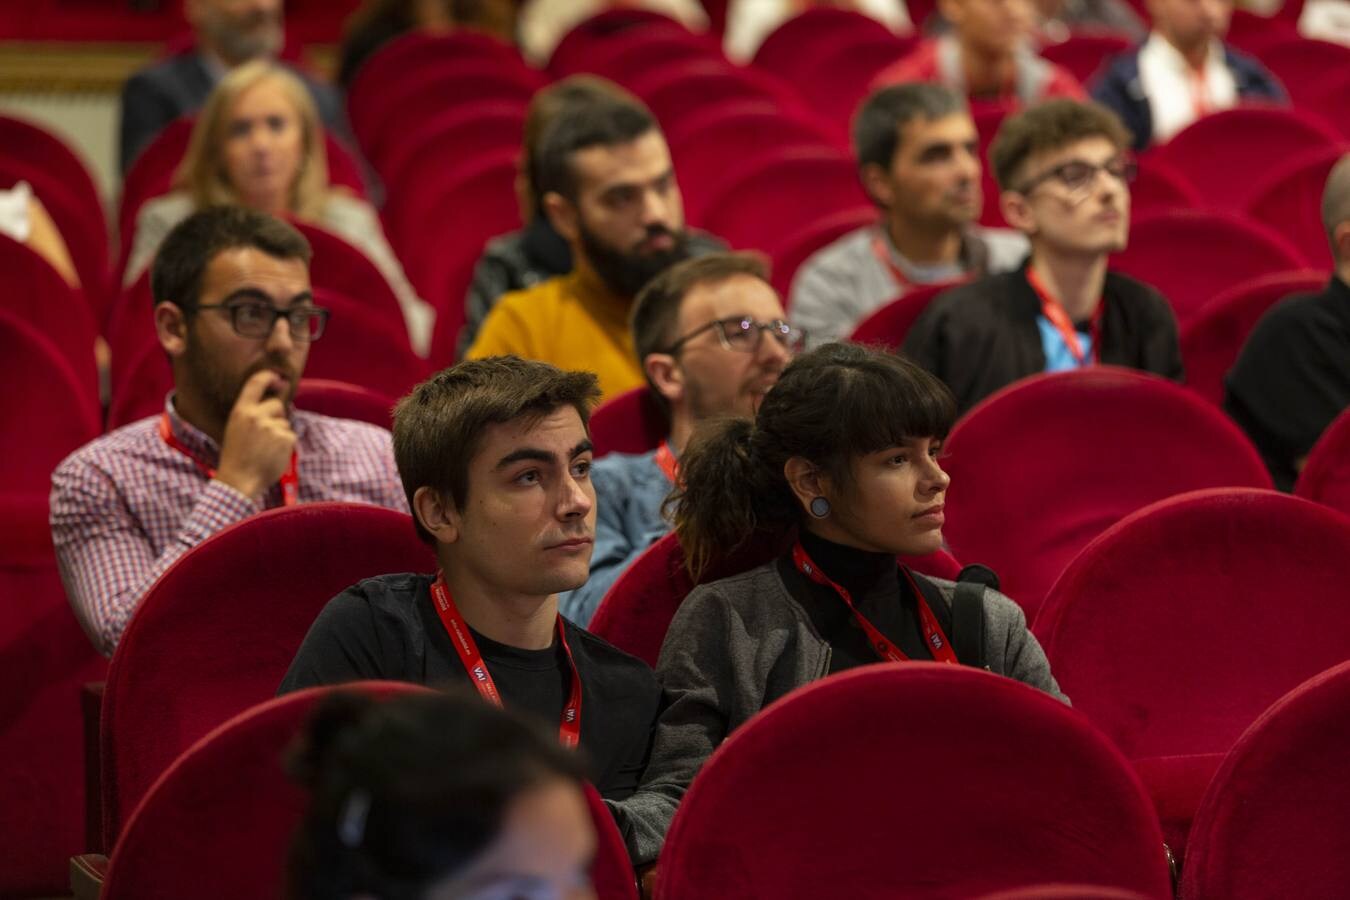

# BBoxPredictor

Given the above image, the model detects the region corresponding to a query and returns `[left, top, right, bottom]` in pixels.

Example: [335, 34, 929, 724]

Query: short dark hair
[989, 99, 1134, 192]
[631, 249, 771, 363]
[852, 83, 967, 173]
[150, 206, 312, 313]
[392, 356, 602, 545]
[534, 91, 659, 202]
[670, 343, 957, 578]
[523, 75, 642, 214]
[286, 687, 587, 900]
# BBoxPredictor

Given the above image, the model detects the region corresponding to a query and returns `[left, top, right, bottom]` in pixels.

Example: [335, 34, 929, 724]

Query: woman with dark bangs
[613, 343, 1065, 867]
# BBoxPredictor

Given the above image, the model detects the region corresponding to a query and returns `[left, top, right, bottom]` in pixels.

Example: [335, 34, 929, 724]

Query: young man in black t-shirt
[280, 356, 661, 802]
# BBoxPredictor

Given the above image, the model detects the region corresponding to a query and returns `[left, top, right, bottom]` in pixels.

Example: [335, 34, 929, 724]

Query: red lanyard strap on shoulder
[791, 541, 958, 665]
[159, 412, 299, 506]
[1025, 266, 1104, 367]
[654, 440, 679, 484]
[871, 229, 914, 291]
[430, 572, 583, 748]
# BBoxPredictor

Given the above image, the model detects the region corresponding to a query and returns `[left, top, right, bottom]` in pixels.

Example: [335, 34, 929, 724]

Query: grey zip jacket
[610, 562, 1068, 865]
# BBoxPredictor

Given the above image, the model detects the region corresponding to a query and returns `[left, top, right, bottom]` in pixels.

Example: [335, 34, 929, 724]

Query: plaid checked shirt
[50, 398, 409, 656]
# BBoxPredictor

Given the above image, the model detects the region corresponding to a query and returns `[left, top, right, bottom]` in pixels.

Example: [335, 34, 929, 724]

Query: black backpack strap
[951, 581, 988, 671]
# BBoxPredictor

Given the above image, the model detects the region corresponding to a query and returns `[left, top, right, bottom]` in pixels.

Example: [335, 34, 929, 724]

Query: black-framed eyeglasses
[1017, 156, 1138, 196]
[665, 317, 807, 355]
[195, 300, 330, 342]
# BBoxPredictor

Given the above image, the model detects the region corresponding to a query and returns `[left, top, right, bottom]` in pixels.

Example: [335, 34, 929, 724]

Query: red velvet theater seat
[0, 495, 108, 896]
[99, 503, 434, 849]
[293, 379, 396, 430]
[589, 387, 669, 459]
[847, 281, 961, 350]
[590, 531, 963, 668]
[1180, 660, 1350, 900]
[1295, 406, 1350, 518]
[1033, 488, 1350, 859]
[100, 683, 426, 900]
[655, 664, 1172, 899]
[941, 368, 1271, 622]
[0, 234, 99, 397]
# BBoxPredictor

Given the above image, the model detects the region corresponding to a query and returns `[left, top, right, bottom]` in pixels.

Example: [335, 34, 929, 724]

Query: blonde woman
[125, 60, 432, 353]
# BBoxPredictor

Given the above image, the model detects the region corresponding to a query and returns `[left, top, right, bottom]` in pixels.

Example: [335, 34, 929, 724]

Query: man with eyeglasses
[903, 99, 1182, 415]
[51, 207, 406, 655]
[557, 252, 802, 625]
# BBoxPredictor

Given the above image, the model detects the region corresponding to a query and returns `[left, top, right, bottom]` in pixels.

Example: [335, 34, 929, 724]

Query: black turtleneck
[777, 529, 953, 673]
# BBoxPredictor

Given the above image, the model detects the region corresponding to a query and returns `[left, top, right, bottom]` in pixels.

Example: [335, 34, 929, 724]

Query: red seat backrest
[380, 101, 525, 200]
[698, 146, 869, 252]
[0, 494, 108, 896]
[1042, 33, 1131, 84]
[346, 29, 524, 153]
[1181, 659, 1350, 900]
[0, 234, 99, 397]
[1295, 406, 1350, 516]
[118, 117, 194, 263]
[628, 60, 816, 137]
[750, 6, 894, 80]
[847, 281, 962, 349]
[1179, 269, 1327, 407]
[590, 387, 669, 458]
[1110, 210, 1307, 325]
[1155, 107, 1347, 210]
[308, 288, 428, 398]
[585, 27, 724, 84]
[942, 368, 1271, 622]
[100, 503, 435, 847]
[657, 664, 1172, 899]
[291, 220, 408, 331]
[1130, 156, 1203, 219]
[548, 10, 689, 76]
[0, 308, 100, 491]
[293, 378, 396, 430]
[1243, 146, 1344, 271]
[1242, 35, 1350, 104]
[1034, 488, 1350, 857]
[101, 683, 429, 900]
[795, 32, 920, 127]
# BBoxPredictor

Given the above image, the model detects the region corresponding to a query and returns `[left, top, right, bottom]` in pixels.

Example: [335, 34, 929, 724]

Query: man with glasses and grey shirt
[790, 83, 1028, 347]
[557, 252, 803, 626]
[903, 99, 1182, 415]
[50, 207, 406, 656]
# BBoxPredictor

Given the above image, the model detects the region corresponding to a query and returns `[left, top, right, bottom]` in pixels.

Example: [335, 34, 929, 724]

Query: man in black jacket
[903, 100, 1182, 414]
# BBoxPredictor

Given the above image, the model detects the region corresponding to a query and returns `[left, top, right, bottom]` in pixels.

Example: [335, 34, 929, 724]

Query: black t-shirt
[279, 573, 662, 801]
[780, 531, 952, 672]
[1225, 277, 1350, 491]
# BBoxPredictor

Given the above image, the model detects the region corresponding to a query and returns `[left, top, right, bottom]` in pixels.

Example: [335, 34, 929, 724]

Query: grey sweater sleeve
[609, 584, 741, 866]
[948, 580, 1069, 704]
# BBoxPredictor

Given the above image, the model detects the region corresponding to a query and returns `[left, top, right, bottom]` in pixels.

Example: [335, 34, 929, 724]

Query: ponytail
[668, 417, 797, 580]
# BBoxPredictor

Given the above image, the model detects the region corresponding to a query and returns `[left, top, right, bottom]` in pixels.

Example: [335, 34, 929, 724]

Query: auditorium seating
[750, 6, 895, 81]
[697, 146, 869, 251]
[1244, 146, 1345, 270]
[656, 664, 1172, 899]
[847, 281, 962, 350]
[1180, 660, 1350, 900]
[0, 234, 99, 398]
[1295, 406, 1350, 517]
[590, 387, 668, 458]
[1155, 108, 1347, 212]
[293, 379, 396, 430]
[378, 101, 525, 206]
[1034, 488, 1350, 857]
[290, 220, 410, 333]
[99, 503, 434, 848]
[548, 8, 691, 77]
[1244, 35, 1350, 106]
[1179, 270, 1327, 407]
[97, 683, 428, 899]
[628, 60, 815, 137]
[590, 531, 963, 668]
[304, 289, 428, 398]
[794, 31, 920, 126]
[586, 27, 724, 84]
[941, 368, 1272, 621]
[1042, 33, 1131, 84]
[0, 493, 108, 896]
[1111, 211, 1307, 324]
[0, 308, 100, 491]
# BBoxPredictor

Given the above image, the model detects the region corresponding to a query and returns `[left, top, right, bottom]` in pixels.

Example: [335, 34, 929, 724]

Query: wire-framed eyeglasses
[195, 299, 330, 342]
[665, 317, 807, 355]
[1017, 156, 1138, 197]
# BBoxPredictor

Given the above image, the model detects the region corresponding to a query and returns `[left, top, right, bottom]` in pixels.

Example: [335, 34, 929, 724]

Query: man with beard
[790, 83, 1029, 347]
[50, 207, 406, 655]
[557, 253, 803, 625]
[119, 0, 346, 173]
[466, 91, 696, 403]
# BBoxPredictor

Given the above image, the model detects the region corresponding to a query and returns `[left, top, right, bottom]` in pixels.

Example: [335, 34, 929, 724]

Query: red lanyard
[871, 230, 915, 291]
[430, 572, 583, 748]
[1188, 65, 1211, 119]
[159, 413, 299, 505]
[654, 440, 679, 483]
[1025, 267, 1104, 367]
[791, 541, 958, 665]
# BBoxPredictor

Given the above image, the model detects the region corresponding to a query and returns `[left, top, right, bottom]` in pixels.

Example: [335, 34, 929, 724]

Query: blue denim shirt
[559, 449, 673, 626]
